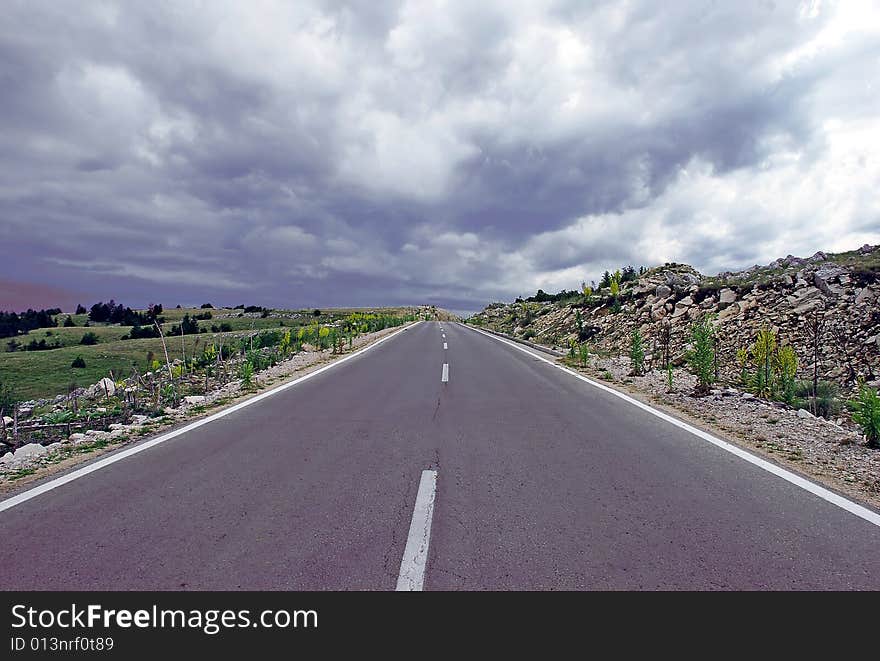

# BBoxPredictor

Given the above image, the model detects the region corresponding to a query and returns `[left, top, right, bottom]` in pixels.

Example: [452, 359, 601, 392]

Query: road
[1, 321, 878, 590]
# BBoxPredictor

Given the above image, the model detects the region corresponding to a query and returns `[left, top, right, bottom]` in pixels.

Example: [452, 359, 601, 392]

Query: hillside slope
[470, 244, 879, 389]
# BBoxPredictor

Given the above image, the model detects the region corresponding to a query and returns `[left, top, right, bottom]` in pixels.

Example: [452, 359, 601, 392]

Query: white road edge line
[396, 469, 438, 591]
[461, 323, 880, 528]
[441, 363, 449, 383]
[0, 322, 422, 514]
[443, 342, 448, 350]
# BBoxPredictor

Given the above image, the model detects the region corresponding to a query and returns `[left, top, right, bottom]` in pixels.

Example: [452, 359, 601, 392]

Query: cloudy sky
[1, 1, 878, 313]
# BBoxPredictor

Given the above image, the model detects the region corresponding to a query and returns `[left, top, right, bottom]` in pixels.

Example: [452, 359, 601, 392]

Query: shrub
[629, 329, 645, 376]
[848, 383, 880, 448]
[578, 343, 590, 368]
[63, 315, 75, 327]
[239, 361, 254, 388]
[71, 356, 86, 368]
[686, 314, 716, 393]
[128, 324, 160, 339]
[794, 380, 841, 419]
[739, 327, 799, 404]
[80, 331, 99, 345]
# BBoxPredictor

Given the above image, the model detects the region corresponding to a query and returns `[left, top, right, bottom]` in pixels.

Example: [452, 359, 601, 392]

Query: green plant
[794, 380, 841, 419]
[775, 345, 798, 405]
[71, 356, 86, 368]
[848, 383, 880, 448]
[686, 314, 716, 394]
[629, 329, 645, 376]
[739, 328, 799, 404]
[79, 331, 99, 345]
[578, 343, 590, 368]
[240, 361, 254, 388]
[666, 363, 674, 393]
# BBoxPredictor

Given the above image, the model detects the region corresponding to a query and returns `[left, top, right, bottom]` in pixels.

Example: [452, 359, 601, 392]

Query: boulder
[796, 408, 814, 419]
[719, 288, 737, 305]
[855, 287, 877, 305]
[14, 443, 47, 460]
[813, 267, 846, 296]
[655, 284, 672, 299]
[2, 416, 12, 427]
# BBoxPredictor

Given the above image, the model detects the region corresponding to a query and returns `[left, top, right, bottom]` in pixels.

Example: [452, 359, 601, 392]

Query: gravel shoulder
[570, 355, 880, 511]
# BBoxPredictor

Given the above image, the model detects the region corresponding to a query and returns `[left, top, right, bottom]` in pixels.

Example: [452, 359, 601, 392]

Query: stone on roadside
[14, 443, 47, 459]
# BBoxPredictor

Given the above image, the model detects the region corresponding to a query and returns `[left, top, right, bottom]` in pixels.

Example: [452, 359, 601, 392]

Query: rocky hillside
[470, 244, 880, 389]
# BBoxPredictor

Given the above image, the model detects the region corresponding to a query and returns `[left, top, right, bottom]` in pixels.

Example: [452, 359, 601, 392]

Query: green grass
[2, 306, 421, 401]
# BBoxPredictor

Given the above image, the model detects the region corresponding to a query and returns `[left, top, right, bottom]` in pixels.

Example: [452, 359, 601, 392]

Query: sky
[1, 0, 879, 314]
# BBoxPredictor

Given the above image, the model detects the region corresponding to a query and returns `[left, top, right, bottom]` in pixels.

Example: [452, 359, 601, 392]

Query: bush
[848, 383, 880, 448]
[128, 324, 160, 339]
[63, 315, 75, 327]
[239, 361, 254, 387]
[795, 380, 841, 419]
[738, 327, 799, 403]
[71, 356, 86, 368]
[687, 315, 716, 393]
[80, 331, 99, 345]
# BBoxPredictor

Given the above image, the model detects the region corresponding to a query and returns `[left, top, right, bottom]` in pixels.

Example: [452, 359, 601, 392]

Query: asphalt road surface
[1, 321, 878, 590]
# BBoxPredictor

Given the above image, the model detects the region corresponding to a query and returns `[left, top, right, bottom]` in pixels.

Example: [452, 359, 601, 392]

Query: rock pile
[472, 245, 880, 389]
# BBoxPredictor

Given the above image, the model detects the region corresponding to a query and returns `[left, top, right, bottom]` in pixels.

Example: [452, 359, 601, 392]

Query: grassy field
[1, 306, 422, 401]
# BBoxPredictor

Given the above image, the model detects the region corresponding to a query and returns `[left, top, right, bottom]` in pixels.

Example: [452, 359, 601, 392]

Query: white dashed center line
[441, 363, 449, 382]
[396, 470, 438, 591]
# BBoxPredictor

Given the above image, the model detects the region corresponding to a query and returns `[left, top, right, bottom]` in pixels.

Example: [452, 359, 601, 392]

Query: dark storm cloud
[1, 1, 878, 312]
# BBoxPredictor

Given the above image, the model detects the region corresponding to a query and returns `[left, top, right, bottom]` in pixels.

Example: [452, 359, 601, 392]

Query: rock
[719, 288, 737, 305]
[0, 452, 14, 464]
[108, 423, 126, 430]
[855, 287, 877, 305]
[813, 267, 847, 296]
[675, 296, 693, 309]
[183, 396, 206, 405]
[742, 393, 755, 400]
[808, 251, 827, 263]
[655, 284, 672, 298]
[14, 443, 47, 459]
[68, 433, 86, 443]
[2, 416, 12, 427]
[18, 407, 33, 418]
[46, 442, 63, 452]
[796, 408, 814, 419]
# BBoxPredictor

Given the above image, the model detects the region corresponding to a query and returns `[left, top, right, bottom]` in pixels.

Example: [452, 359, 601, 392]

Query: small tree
[80, 331, 99, 345]
[71, 356, 86, 368]
[848, 383, 880, 448]
[63, 315, 75, 327]
[578, 342, 590, 368]
[629, 329, 645, 376]
[687, 315, 716, 394]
